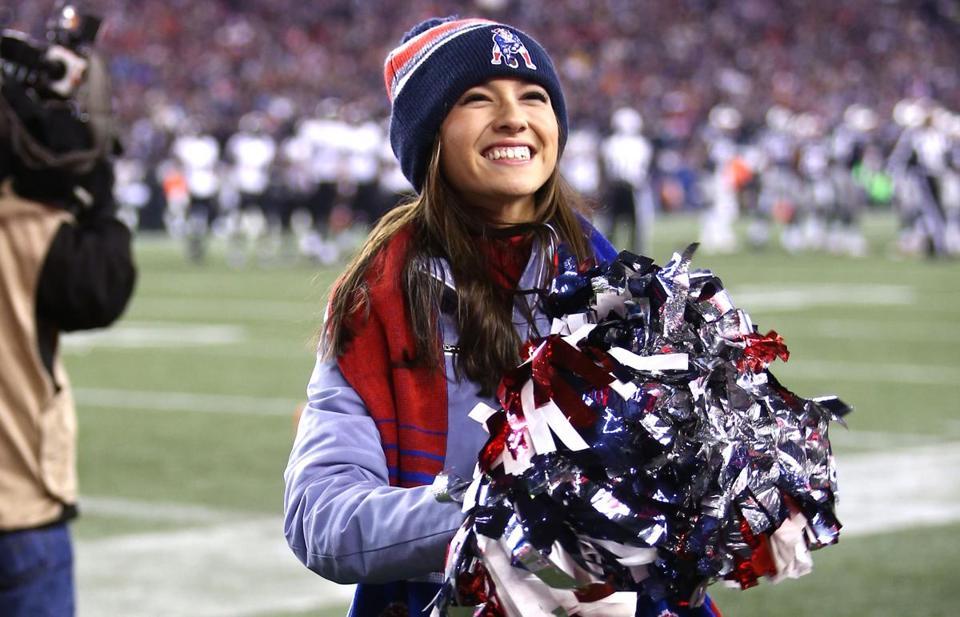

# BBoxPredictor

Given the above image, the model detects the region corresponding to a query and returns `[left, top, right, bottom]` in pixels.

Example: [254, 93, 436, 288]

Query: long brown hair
[324, 141, 593, 395]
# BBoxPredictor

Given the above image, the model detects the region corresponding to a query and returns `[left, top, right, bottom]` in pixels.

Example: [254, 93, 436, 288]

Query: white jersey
[799, 141, 835, 209]
[298, 117, 350, 184]
[172, 133, 221, 199]
[916, 127, 949, 175]
[601, 132, 652, 187]
[343, 121, 382, 184]
[280, 133, 315, 195]
[226, 131, 277, 195]
[561, 128, 601, 196]
[113, 157, 150, 209]
[759, 128, 795, 169]
[888, 126, 950, 178]
[379, 137, 412, 194]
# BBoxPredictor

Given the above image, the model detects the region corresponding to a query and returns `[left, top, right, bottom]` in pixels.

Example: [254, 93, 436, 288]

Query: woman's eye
[522, 90, 549, 103]
[461, 92, 490, 104]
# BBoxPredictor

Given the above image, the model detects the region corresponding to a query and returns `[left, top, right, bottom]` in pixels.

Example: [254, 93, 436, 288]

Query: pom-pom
[401, 15, 458, 43]
[431, 245, 851, 617]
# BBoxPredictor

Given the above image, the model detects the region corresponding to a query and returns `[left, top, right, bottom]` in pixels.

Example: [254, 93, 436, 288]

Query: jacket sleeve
[283, 357, 466, 585]
[36, 216, 136, 331]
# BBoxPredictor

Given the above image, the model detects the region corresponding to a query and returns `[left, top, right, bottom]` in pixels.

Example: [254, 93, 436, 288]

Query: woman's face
[439, 77, 559, 224]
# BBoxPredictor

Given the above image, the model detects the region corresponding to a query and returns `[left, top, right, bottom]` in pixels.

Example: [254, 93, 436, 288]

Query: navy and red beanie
[383, 16, 568, 192]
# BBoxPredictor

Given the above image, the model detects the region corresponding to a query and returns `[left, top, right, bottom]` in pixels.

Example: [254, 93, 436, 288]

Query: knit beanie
[384, 16, 568, 192]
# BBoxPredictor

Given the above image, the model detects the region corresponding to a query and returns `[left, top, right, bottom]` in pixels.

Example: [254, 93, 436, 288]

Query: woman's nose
[494, 99, 528, 133]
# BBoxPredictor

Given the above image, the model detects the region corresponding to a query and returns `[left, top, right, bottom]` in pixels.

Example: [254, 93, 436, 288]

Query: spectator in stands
[9, 0, 957, 256]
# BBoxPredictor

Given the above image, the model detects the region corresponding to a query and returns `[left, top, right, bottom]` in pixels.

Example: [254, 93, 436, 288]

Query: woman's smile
[482, 143, 535, 162]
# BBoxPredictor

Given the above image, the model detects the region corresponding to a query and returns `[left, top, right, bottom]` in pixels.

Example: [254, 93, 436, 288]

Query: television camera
[0, 3, 118, 209]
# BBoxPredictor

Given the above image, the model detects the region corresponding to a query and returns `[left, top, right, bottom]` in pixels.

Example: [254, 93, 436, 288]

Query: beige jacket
[0, 186, 77, 530]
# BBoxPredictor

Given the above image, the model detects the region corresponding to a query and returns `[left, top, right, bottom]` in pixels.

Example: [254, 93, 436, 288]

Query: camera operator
[0, 10, 136, 614]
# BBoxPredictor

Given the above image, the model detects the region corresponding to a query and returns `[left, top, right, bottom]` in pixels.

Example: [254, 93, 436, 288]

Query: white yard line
[131, 297, 319, 322]
[74, 354, 958, 426]
[80, 496, 247, 525]
[64, 322, 247, 350]
[782, 359, 960, 386]
[73, 443, 960, 616]
[809, 319, 960, 344]
[73, 388, 302, 417]
[839, 442, 960, 537]
[66, 341, 315, 360]
[829, 429, 949, 451]
[60, 320, 315, 359]
[129, 285, 912, 321]
[76, 518, 354, 617]
[731, 284, 915, 312]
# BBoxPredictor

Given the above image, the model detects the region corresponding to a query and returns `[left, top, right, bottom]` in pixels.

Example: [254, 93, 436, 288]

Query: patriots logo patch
[490, 27, 537, 70]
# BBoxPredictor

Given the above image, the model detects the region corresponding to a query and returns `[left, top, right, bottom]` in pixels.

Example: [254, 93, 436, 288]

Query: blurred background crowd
[5, 0, 960, 263]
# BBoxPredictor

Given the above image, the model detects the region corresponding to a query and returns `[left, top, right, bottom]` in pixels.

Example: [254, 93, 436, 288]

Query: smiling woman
[283, 15, 721, 617]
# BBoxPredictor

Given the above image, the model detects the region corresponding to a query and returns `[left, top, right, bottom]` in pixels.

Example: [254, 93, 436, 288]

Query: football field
[65, 213, 960, 617]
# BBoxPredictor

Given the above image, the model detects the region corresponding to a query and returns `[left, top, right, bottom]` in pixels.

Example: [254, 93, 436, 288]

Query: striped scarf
[337, 221, 616, 488]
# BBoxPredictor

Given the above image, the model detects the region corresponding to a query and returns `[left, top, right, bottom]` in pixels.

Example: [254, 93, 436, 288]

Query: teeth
[485, 146, 531, 161]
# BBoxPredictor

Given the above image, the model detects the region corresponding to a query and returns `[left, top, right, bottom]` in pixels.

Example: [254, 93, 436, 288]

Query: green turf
[77, 408, 297, 515]
[64, 212, 960, 616]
